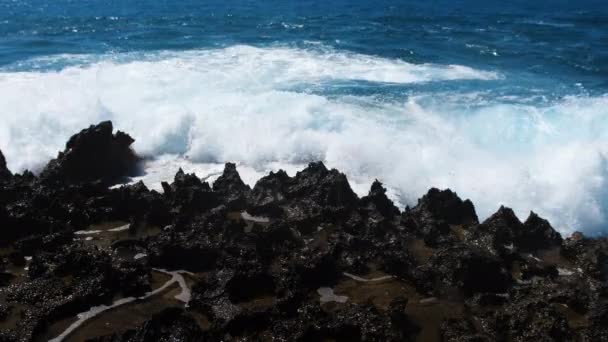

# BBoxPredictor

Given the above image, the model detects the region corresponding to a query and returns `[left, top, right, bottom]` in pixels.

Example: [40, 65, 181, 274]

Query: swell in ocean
[1, 45, 607, 235]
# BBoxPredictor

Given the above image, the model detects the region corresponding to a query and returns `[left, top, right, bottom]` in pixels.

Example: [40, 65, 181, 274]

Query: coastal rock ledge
[0, 121, 607, 342]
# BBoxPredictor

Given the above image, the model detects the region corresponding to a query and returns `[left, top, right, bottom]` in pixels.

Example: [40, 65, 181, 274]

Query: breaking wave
[0, 45, 607, 235]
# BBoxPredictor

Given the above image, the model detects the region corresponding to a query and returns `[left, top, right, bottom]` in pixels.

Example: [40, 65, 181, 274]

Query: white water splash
[0, 46, 606, 235]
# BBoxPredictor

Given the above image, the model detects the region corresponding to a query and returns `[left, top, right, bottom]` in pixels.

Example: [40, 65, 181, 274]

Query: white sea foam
[0, 45, 607, 235]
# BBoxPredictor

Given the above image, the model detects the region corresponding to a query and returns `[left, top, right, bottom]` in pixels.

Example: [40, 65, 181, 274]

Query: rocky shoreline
[0, 121, 606, 341]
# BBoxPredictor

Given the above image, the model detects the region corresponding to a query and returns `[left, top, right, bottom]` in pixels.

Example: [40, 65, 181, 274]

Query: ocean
[1, 0, 607, 235]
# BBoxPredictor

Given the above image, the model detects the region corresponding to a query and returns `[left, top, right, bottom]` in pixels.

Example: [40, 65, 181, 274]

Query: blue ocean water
[1, 0, 607, 94]
[1, 0, 608, 234]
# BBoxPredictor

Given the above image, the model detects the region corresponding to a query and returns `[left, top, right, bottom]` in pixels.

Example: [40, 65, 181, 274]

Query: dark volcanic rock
[213, 162, 251, 209]
[0, 149, 11, 180]
[441, 318, 487, 342]
[0, 175, 109, 244]
[93, 308, 208, 342]
[248, 169, 291, 216]
[162, 168, 219, 215]
[1, 244, 149, 341]
[98, 181, 170, 226]
[1, 122, 607, 342]
[41, 121, 140, 185]
[403, 188, 478, 247]
[519, 211, 563, 251]
[225, 267, 275, 303]
[289, 162, 358, 208]
[416, 245, 512, 297]
[409, 188, 478, 226]
[467, 206, 523, 253]
[562, 233, 608, 283]
[359, 180, 399, 218]
[469, 207, 563, 254]
[249, 162, 358, 221]
[489, 297, 573, 341]
[293, 303, 416, 342]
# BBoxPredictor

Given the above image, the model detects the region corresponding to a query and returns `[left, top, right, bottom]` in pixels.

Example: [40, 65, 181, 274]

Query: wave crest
[0, 46, 606, 235]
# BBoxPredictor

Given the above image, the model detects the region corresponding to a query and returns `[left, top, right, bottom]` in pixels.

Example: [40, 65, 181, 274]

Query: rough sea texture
[1, 0, 607, 235]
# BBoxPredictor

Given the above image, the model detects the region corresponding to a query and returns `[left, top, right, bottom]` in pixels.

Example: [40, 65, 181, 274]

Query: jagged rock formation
[408, 188, 479, 226]
[0, 122, 607, 341]
[41, 121, 140, 185]
[360, 180, 399, 219]
[213, 162, 251, 209]
[249, 161, 358, 220]
[0, 149, 11, 180]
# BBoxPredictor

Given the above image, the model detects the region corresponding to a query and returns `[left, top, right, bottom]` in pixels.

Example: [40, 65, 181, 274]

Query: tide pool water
[1, 0, 607, 235]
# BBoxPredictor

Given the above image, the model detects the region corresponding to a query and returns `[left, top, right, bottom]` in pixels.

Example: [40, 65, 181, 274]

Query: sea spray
[0, 47, 607, 235]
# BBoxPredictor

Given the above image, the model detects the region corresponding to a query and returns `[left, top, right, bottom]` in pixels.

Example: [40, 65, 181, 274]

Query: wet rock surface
[0, 121, 607, 341]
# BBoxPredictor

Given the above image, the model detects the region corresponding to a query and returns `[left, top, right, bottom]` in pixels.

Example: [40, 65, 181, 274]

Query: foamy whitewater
[1, 44, 608, 235]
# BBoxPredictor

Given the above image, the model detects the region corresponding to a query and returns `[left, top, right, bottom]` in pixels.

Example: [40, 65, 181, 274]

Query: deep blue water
[1, 0, 607, 97]
[1, 0, 608, 234]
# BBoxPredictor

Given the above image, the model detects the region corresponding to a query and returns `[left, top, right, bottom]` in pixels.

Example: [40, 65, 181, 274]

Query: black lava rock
[359, 180, 399, 219]
[213, 162, 251, 209]
[0, 149, 11, 180]
[409, 188, 479, 226]
[0, 121, 606, 342]
[519, 211, 563, 251]
[92, 308, 208, 341]
[40, 121, 140, 185]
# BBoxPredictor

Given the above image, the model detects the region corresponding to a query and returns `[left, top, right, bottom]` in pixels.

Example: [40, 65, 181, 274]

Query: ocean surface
[1, 0, 607, 235]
